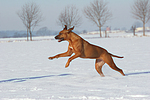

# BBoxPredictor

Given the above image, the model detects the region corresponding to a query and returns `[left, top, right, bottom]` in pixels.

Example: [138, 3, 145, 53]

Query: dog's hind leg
[95, 59, 105, 77]
[103, 55, 125, 76]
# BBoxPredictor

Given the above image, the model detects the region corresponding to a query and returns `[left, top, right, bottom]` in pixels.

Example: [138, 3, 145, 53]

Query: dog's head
[55, 25, 74, 42]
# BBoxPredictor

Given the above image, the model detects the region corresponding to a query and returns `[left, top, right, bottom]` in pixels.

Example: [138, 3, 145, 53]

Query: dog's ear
[68, 26, 74, 33]
[63, 25, 67, 30]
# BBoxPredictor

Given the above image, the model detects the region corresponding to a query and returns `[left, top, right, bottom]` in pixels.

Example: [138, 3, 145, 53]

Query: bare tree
[17, 2, 43, 41]
[57, 5, 82, 28]
[84, 0, 112, 37]
[131, 25, 136, 36]
[131, 0, 150, 36]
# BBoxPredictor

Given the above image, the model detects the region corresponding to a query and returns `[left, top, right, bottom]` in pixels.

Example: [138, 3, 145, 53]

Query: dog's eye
[60, 33, 63, 35]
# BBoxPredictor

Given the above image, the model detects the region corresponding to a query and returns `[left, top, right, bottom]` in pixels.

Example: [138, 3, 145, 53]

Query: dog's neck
[67, 32, 81, 43]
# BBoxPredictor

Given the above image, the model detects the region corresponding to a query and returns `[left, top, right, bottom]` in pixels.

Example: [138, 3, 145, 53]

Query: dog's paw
[48, 57, 54, 60]
[65, 63, 69, 68]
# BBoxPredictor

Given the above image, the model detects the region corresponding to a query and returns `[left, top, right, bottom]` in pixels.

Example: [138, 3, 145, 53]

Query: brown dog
[48, 25, 125, 77]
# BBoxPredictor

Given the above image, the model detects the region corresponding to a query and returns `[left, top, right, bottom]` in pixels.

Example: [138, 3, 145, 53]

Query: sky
[0, 0, 142, 32]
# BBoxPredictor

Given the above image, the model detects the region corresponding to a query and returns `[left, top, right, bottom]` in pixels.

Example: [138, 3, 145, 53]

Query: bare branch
[17, 2, 43, 41]
[57, 5, 82, 28]
[131, 0, 150, 36]
[84, 0, 112, 37]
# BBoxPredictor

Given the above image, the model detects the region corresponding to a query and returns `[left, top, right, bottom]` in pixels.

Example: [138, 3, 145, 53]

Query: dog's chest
[69, 45, 76, 52]
[69, 46, 73, 50]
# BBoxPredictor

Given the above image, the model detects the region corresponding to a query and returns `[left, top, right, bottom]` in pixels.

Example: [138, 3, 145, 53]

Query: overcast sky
[0, 0, 141, 32]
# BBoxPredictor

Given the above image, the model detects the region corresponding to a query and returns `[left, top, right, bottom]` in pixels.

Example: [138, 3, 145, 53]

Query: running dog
[48, 25, 125, 77]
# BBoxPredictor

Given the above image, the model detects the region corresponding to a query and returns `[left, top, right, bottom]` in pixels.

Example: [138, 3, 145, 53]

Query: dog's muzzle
[55, 35, 64, 42]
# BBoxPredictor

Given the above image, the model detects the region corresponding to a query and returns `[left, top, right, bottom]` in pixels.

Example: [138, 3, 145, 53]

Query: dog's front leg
[48, 54, 60, 60]
[65, 53, 80, 68]
[48, 48, 73, 60]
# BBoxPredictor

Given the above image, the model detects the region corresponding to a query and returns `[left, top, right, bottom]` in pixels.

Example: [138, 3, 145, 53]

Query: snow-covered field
[0, 33, 150, 100]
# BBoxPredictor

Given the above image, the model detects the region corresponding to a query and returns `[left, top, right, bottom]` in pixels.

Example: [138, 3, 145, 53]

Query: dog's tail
[108, 53, 124, 58]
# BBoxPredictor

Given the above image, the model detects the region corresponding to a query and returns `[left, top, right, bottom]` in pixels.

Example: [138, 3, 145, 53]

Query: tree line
[17, 0, 150, 41]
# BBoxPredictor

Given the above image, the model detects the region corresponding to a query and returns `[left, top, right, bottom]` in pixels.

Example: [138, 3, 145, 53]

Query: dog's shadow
[125, 71, 150, 76]
[1, 71, 149, 83]
[0, 73, 72, 83]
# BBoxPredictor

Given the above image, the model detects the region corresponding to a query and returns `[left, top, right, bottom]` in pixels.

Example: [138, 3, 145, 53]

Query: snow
[0, 33, 150, 100]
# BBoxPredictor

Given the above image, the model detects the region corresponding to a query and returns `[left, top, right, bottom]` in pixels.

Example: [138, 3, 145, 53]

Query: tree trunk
[133, 29, 135, 36]
[133, 31, 135, 36]
[143, 22, 145, 36]
[105, 30, 107, 38]
[132, 26, 136, 36]
[99, 27, 102, 37]
[27, 29, 29, 41]
[29, 28, 32, 41]
[30, 31, 32, 41]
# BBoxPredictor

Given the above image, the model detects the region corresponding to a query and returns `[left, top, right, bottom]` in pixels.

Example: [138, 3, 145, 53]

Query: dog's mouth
[57, 38, 64, 42]
[55, 35, 64, 42]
